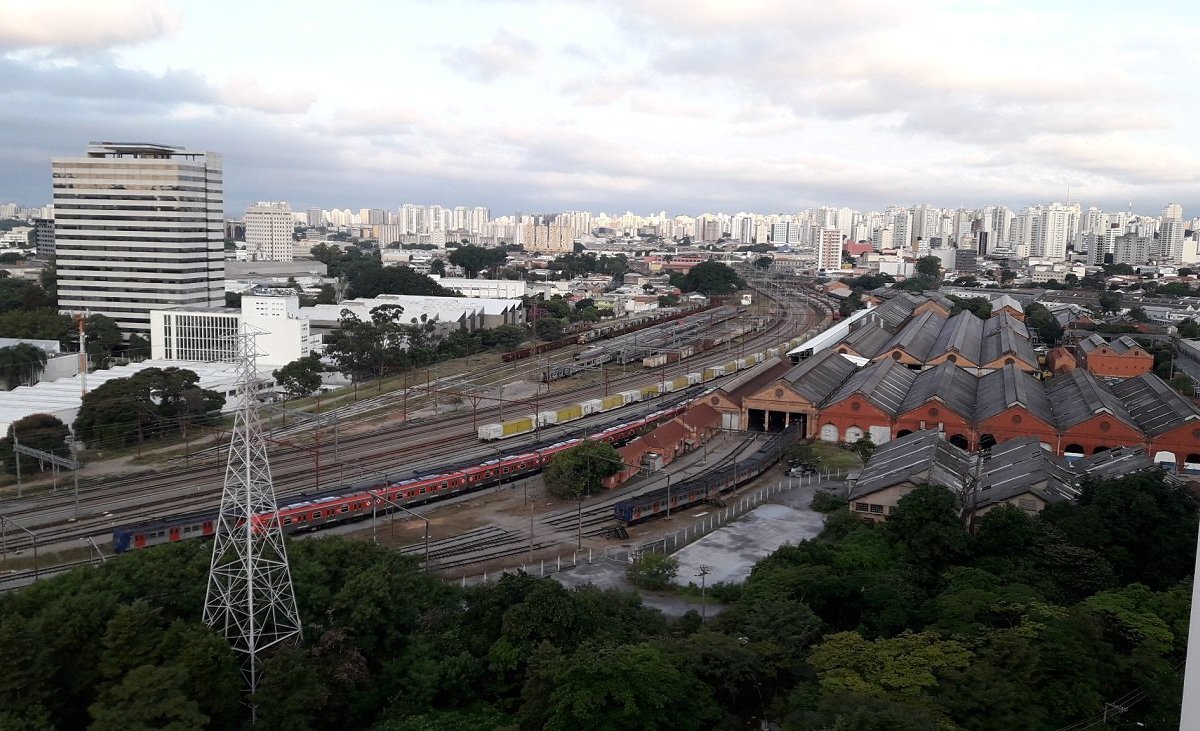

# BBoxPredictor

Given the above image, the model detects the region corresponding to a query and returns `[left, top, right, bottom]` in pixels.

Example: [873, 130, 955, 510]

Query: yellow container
[672, 376, 689, 391]
[501, 417, 534, 436]
[640, 384, 660, 398]
[724, 359, 739, 372]
[556, 404, 583, 422]
[601, 394, 625, 411]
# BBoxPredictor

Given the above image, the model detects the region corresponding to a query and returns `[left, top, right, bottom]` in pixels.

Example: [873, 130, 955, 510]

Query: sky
[0, 0, 1197, 218]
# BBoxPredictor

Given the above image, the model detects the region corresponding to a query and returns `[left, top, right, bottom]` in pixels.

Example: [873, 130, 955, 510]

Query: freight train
[112, 403, 690, 553]
[501, 305, 716, 363]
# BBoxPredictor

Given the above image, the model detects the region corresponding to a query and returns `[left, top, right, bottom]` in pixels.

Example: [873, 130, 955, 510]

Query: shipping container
[538, 411, 559, 426]
[620, 388, 642, 403]
[601, 394, 625, 411]
[678, 345, 695, 359]
[581, 398, 604, 415]
[640, 384, 661, 399]
[671, 376, 689, 391]
[686, 372, 702, 385]
[724, 359, 739, 373]
[660, 379, 677, 393]
[477, 424, 503, 440]
[735, 358, 749, 370]
[555, 404, 583, 422]
[501, 416, 536, 437]
[703, 366, 724, 381]
[642, 354, 668, 368]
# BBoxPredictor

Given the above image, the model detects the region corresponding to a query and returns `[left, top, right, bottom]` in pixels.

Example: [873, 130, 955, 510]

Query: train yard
[0, 281, 831, 583]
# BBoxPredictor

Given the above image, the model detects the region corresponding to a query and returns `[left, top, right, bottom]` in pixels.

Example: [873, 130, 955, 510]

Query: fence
[454, 467, 850, 587]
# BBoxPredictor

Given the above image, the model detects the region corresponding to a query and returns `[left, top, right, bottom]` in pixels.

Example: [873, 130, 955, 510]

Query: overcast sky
[1, 0, 1196, 218]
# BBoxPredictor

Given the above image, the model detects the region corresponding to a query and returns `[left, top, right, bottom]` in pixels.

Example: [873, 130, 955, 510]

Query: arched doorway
[978, 433, 997, 450]
[819, 424, 839, 442]
[1185, 454, 1200, 474]
[844, 426, 864, 443]
[1154, 450, 1179, 470]
[896, 429, 913, 438]
[1092, 445, 1110, 455]
[1063, 444, 1085, 461]
[948, 434, 969, 449]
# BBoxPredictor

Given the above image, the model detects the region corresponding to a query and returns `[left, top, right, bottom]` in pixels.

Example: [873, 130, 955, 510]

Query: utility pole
[76, 311, 88, 396]
[204, 328, 302, 722]
[697, 565, 711, 621]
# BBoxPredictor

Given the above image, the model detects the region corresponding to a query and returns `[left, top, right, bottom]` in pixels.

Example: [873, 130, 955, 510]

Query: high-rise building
[306, 207, 324, 227]
[1161, 204, 1185, 264]
[32, 217, 55, 258]
[817, 227, 843, 271]
[52, 142, 224, 334]
[1035, 204, 1072, 259]
[244, 202, 295, 262]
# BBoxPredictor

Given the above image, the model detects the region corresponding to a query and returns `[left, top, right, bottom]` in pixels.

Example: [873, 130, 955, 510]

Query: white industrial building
[150, 292, 313, 367]
[0, 359, 264, 436]
[432, 277, 527, 299]
[244, 202, 295, 262]
[301, 294, 525, 342]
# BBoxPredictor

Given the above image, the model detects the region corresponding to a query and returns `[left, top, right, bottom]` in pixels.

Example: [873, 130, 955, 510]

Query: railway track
[0, 291, 821, 558]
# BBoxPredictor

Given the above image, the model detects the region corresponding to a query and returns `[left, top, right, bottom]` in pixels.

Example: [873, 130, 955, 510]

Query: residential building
[52, 142, 224, 333]
[816, 227, 843, 272]
[244, 202, 295, 262]
[32, 218, 54, 257]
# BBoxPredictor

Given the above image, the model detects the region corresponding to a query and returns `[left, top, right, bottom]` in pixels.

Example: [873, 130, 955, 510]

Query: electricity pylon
[203, 327, 301, 715]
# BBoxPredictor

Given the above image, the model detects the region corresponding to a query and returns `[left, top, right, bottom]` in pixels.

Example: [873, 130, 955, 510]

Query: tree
[273, 355, 324, 400]
[126, 334, 151, 362]
[626, 553, 678, 590]
[1177, 319, 1200, 338]
[1127, 306, 1151, 323]
[0, 413, 70, 474]
[809, 630, 971, 699]
[851, 435, 876, 463]
[533, 317, 565, 341]
[947, 295, 993, 318]
[430, 259, 446, 276]
[0, 308, 73, 345]
[73, 367, 225, 448]
[447, 245, 507, 277]
[85, 314, 123, 366]
[543, 440, 622, 499]
[0, 342, 47, 389]
[346, 263, 456, 299]
[0, 277, 52, 311]
[88, 665, 209, 731]
[1024, 302, 1064, 345]
[754, 255, 773, 271]
[481, 324, 527, 351]
[224, 291, 243, 308]
[682, 260, 743, 295]
[39, 257, 56, 301]
[886, 485, 971, 574]
[315, 283, 338, 305]
[916, 256, 942, 279]
[1097, 290, 1122, 315]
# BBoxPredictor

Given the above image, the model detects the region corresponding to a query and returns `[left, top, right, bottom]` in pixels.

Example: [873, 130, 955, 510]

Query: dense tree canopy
[946, 294, 992, 318]
[448, 245, 508, 277]
[680, 260, 744, 295]
[0, 342, 47, 389]
[1, 471, 1191, 730]
[543, 440, 622, 498]
[345, 263, 457, 299]
[273, 355, 324, 400]
[73, 367, 225, 448]
[0, 413, 71, 474]
[1024, 302, 1065, 344]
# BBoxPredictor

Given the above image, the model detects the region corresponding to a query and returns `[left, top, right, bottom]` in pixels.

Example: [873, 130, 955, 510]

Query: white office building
[432, 277, 527, 299]
[244, 202, 295, 262]
[52, 142, 224, 334]
[150, 292, 313, 367]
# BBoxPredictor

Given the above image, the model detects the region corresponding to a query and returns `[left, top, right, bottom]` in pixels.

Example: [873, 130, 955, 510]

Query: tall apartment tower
[244, 202, 295, 262]
[816, 227, 843, 272]
[1161, 204, 1185, 264]
[52, 142, 224, 334]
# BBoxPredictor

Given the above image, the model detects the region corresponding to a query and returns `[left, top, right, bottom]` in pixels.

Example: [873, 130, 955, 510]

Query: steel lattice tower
[204, 328, 302, 709]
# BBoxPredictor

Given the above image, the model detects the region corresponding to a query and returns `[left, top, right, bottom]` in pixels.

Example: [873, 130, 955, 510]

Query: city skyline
[1, 0, 1198, 214]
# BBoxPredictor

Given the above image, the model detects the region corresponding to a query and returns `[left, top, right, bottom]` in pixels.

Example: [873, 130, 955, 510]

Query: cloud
[0, 0, 180, 51]
[443, 29, 539, 81]
[219, 77, 316, 114]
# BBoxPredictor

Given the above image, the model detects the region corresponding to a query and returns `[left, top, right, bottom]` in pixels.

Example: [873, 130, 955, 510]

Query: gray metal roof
[878, 308, 947, 361]
[839, 320, 893, 358]
[989, 294, 1025, 314]
[929, 310, 985, 365]
[975, 364, 1056, 425]
[1069, 446, 1159, 482]
[848, 430, 970, 500]
[981, 315, 1038, 366]
[1045, 369, 1139, 431]
[975, 437, 1080, 507]
[870, 294, 923, 332]
[824, 358, 917, 415]
[1077, 333, 1107, 353]
[1110, 373, 1200, 436]
[899, 361, 978, 417]
[779, 349, 859, 404]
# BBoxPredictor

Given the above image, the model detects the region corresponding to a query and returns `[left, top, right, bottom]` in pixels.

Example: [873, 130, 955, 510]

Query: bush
[626, 553, 678, 590]
[810, 490, 846, 514]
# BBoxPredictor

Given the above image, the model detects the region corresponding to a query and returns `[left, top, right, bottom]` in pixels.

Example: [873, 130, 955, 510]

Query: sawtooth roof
[779, 349, 859, 404]
[1110, 373, 1200, 436]
[899, 360, 978, 417]
[848, 430, 971, 500]
[839, 319, 893, 358]
[1045, 369, 1140, 431]
[878, 308, 947, 361]
[824, 358, 917, 415]
[975, 364, 1056, 425]
[929, 310, 985, 364]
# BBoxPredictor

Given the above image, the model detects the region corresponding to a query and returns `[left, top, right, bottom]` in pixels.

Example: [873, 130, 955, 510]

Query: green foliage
[533, 316, 565, 341]
[809, 490, 846, 513]
[809, 630, 971, 698]
[0, 413, 70, 474]
[543, 440, 622, 498]
[839, 273, 894, 291]
[895, 274, 940, 292]
[0, 277, 53, 311]
[73, 367, 225, 448]
[0, 342, 47, 389]
[1128, 305, 1151, 323]
[1177, 318, 1200, 338]
[1097, 289, 1123, 314]
[274, 354, 324, 400]
[126, 334, 151, 362]
[1155, 281, 1194, 298]
[0, 308, 73, 346]
[481, 324, 527, 351]
[915, 255, 942, 279]
[946, 294, 992, 318]
[547, 252, 628, 279]
[346, 263, 456, 299]
[84, 314, 123, 364]
[448, 245, 508, 277]
[680, 260, 744, 295]
[626, 553, 678, 590]
[1024, 302, 1064, 344]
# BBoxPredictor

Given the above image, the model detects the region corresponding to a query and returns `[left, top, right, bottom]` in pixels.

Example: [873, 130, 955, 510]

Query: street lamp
[370, 491, 430, 570]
